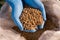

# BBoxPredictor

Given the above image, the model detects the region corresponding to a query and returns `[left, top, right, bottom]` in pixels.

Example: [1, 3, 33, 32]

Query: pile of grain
[20, 7, 43, 30]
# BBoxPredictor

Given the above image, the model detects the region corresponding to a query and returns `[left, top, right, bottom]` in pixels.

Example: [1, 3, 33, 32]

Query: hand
[38, 21, 45, 29]
[6, 0, 46, 32]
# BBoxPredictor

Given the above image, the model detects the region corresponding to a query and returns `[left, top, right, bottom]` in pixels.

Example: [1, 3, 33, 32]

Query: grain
[20, 7, 43, 30]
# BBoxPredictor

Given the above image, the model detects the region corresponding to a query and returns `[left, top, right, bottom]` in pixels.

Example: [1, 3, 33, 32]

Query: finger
[6, 0, 24, 31]
[38, 21, 45, 29]
[23, 29, 36, 33]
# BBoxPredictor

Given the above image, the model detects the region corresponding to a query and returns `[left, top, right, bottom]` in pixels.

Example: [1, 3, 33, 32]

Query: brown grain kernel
[20, 7, 43, 30]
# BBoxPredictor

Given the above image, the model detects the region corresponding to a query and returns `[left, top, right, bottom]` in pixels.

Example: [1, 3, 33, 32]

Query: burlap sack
[41, 0, 60, 28]
[0, 3, 26, 40]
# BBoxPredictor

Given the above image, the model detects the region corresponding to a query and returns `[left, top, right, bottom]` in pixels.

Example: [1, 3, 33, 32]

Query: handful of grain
[20, 7, 43, 30]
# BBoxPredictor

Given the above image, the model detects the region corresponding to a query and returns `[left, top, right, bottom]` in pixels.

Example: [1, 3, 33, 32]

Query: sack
[0, 3, 26, 40]
[42, 0, 60, 28]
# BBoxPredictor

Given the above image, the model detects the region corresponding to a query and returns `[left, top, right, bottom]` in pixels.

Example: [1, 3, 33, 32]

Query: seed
[20, 6, 43, 30]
